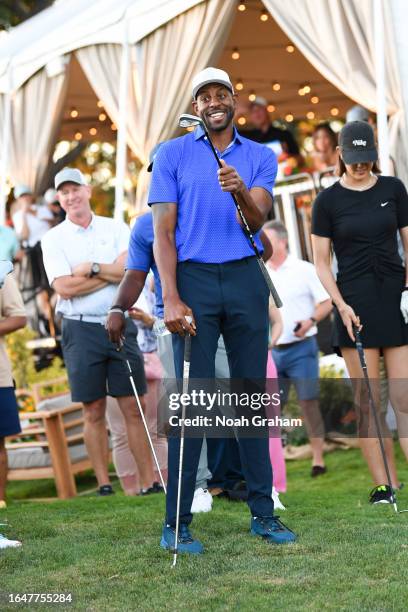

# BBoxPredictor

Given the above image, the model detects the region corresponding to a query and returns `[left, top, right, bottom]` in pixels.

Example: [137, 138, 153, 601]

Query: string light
[97, 100, 104, 108]
[248, 91, 256, 102]
[231, 47, 240, 60]
[272, 82, 281, 91]
[111, 123, 117, 131]
[285, 113, 294, 122]
[286, 44, 295, 53]
[303, 84, 311, 94]
[70, 108, 78, 118]
[237, 1, 246, 11]
[267, 104, 275, 113]
[311, 96, 319, 104]
[235, 79, 244, 91]
[237, 116, 247, 125]
[260, 9, 269, 21]
[98, 113, 107, 121]
[306, 111, 315, 120]
[330, 106, 339, 116]
[74, 132, 82, 140]
[298, 87, 306, 96]
[89, 127, 97, 136]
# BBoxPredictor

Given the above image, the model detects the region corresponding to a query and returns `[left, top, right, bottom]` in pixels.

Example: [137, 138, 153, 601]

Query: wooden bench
[6, 379, 98, 499]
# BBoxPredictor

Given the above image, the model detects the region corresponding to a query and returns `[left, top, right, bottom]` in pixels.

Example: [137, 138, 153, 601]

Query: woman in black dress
[311, 121, 408, 504]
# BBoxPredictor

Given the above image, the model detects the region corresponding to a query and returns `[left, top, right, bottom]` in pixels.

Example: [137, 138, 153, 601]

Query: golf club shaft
[203, 128, 282, 308]
[124, 358, 167, 494]
[172, 333, 192, 567]
[354, 330, 398, 512]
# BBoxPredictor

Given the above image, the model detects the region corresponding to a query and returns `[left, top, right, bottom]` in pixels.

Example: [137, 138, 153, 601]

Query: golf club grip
[184, 333, 192, 363]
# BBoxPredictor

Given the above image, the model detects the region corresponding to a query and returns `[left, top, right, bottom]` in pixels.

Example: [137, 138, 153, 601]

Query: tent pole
[0, 69, 12, 226]
[373, 0, 390, 174]
[114, 22, 130, 221]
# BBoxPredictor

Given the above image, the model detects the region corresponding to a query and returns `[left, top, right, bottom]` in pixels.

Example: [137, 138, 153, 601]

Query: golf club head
[178, 113, 204, 129]
[0, 260, 13, 288]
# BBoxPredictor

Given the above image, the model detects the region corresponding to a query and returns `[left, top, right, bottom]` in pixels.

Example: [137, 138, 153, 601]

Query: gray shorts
[61, 318, 147, 403]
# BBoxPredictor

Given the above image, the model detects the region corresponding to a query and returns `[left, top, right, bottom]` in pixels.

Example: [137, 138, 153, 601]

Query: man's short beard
[204, 107, 235, 132]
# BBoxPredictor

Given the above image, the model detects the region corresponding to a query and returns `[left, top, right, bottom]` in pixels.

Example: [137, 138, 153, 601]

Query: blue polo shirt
[0, 226, 19, 261]
[126, 212, 164, 317]
[148, 126, 277, 263]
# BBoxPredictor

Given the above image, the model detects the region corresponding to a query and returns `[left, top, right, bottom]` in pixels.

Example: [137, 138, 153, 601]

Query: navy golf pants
[165, 257, 274, 526]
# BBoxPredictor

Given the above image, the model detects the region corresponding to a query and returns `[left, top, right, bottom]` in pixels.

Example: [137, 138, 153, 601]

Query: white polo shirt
[13, 205, 54, 246]
[267, 254, 329, 344]
[41, 214, 130, 316]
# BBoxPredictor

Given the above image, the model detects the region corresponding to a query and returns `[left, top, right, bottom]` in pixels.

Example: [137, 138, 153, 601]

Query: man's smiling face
[192, 84, 236, 132]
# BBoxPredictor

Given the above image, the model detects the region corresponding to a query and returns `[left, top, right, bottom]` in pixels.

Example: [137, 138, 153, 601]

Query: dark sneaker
[160, 524, 203, 555]
[311, 465, 327, 478]
[140, 483, 164, 495]
[369, 485, 394, 505]
[225, 480, 248, 501]
[97, 484, 114, 496]
[251, 516, 297, 544]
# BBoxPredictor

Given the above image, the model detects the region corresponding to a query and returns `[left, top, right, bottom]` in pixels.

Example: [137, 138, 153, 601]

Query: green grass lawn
[1, 448, 408, 611]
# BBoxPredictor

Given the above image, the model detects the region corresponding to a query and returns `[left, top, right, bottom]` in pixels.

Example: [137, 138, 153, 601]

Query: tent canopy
[0, 0, 202, 93]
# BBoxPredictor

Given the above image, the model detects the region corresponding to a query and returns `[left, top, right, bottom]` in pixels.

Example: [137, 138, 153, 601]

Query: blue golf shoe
[251, 516, 297, 544]
[160, 523, 204, 555]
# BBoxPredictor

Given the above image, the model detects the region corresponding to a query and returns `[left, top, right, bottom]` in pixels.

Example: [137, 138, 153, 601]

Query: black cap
[339, 121, 377, 164]
[147, 142, 164, 172]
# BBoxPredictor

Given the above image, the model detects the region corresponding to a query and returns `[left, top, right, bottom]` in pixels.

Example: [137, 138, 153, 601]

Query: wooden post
[44, 413, 77, 499]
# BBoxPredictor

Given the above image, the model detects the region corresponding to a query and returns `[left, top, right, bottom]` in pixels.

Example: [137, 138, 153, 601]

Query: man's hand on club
[106, 311, 126, 348]
[218, 159, 244, 194]
[164, 297, 196, 336]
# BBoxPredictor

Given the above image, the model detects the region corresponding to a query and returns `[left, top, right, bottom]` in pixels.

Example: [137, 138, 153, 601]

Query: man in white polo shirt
[41, 168, 155, 496]
[264, 220, 332, 477]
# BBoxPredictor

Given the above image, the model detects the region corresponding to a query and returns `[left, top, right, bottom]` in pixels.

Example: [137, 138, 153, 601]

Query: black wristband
[110, 304, 126, 312]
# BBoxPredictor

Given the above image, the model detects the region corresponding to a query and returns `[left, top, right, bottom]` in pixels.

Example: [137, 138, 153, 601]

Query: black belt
[273, 338, 309, 350]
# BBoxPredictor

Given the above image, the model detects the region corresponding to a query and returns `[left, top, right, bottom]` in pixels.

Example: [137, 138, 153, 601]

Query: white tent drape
[0, 66, 68, 194]
[263, 0, 407, 182]
[77, 0, 235, 212]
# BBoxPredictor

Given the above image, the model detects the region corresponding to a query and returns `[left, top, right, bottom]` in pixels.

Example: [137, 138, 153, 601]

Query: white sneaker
[0, 534, 22, 549]
[191, 488, 213, 513]
[272, 486, 286, 511]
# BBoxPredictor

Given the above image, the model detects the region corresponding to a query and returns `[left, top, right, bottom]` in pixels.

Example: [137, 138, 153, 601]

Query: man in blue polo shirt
[151, 67, 296, 553]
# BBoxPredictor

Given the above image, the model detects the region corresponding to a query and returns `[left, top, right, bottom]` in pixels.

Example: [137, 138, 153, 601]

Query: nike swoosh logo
[381, 201, 389, 207]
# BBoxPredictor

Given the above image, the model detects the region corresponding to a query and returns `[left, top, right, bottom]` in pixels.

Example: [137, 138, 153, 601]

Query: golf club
[118, 345, 167, 494]
[354, 326, 399, 513]
[0, 260, 14, 288]
[178, 113, 282, 308]
[172, 329, 192, 567]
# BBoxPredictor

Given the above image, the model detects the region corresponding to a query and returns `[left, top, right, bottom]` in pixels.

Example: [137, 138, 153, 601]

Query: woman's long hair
[336, 156, 381, 177]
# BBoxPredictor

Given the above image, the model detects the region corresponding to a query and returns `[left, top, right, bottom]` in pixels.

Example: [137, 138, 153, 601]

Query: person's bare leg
[341, 348, 399, 487]
[384, 345, 408, 462]
[298, 399, 325, 467]
[116, 395, 155, 490]
[83, 397, 110, 487]
[0, 438, 7, 501]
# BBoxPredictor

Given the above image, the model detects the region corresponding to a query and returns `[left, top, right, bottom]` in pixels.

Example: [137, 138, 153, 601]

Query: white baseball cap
[55, 168, 87, 190]
[14, 185, 32, 198]
[43, 188, 57, 204]
[346, 105, 369, 123]
[192, 67, 234, 99]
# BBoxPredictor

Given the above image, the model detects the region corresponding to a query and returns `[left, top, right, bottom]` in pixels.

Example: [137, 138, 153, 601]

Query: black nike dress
[312, 175, 408, 350]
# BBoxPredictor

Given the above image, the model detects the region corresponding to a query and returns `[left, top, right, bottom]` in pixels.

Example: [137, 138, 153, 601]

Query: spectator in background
[106, 276, 167, 495]
[0, 225, 21, 263]
[12, 185, 54, 246]
[43, 188, 66, 225]
[0, 267, 26, 548]
[244, 97, 302, 163]
[264, 220, 332, 477]
[41, 167, 156, 496]
[311, 123, 338, 173]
